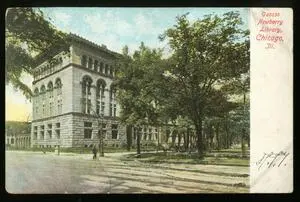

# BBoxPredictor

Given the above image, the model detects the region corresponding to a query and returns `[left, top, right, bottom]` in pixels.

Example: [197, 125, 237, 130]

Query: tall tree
[116, 43, 164, 156]
[6, 8, 68, 99]
[159, 11, 250, 158]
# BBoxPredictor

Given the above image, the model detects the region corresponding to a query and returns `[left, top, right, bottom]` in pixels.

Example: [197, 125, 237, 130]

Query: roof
[33, 33, 123, 67]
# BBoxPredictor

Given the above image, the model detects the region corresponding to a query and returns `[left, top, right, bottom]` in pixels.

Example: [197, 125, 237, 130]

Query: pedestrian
[92, 144, 97, 160]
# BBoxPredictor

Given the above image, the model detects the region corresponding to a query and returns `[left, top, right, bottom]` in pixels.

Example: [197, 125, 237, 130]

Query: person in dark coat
[92, 144, 97, 160]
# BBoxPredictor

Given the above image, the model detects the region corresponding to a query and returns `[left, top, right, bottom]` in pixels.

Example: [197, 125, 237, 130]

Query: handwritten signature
[256, 151, 290, 170]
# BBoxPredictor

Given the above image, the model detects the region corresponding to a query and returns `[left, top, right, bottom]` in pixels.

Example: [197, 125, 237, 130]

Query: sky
[5, 7, 249, 121]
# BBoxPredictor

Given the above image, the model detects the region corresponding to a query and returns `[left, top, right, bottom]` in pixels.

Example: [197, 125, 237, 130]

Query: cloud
[133, 13, 160, 36]
[83, 11, 134, 36]
[54, 12, 71, 24]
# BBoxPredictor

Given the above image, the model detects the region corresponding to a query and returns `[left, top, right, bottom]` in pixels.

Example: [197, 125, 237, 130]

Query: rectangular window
[56, 129, 60, 139]
[33, 126, 38, 140]
[40, 125, 44, 140]
[55, 123, 60, 139]
[111, 124, 118, 139]
[110, 66, 113, 76]
[84, 122, 92, 139]
[47, 124, 52, 139]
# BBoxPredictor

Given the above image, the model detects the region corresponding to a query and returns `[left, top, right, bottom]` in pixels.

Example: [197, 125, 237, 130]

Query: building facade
[30, 34, 160, 149]
[6, 121, 31, 149]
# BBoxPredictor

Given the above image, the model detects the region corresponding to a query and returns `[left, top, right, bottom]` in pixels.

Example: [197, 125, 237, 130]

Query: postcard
[5, 7, 293, 193]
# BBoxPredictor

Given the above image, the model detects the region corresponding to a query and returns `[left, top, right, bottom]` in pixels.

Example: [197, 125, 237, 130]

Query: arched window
[109, 83, 117, 117]
[47, 81, 53, 98]
[33, 88, 39, 119]
[34, 88, 39, 96]
[105, 64, 109, 75]
[82, 76, 93, 114]
[88, 58, 93, 69]
[96, 79, 106, 116]
[55, 78, 62, 114]
[47, 81, 54, 116]
[40, 85, 46, 117]
[94, 60, 98, 72]
[55, 78, 62, 96]
[81, 55, 87, 67]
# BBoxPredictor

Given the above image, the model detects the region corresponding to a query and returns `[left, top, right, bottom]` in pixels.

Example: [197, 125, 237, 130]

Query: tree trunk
[126, 125, 132, 151]
[195, 119, 204, 159]
[183, 132, 187, 152]
[136, 126, 141, 157]
[241, 128, 246, 158]
[225, 122, 229, 149]
[215, 124, 220, 150]
[186, 127, 190, 152]
[177, 133, 182, 151]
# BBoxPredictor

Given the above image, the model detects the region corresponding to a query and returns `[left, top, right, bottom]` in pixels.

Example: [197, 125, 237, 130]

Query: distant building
[6, 121, 31, 148]
[30, 34, 160, 149]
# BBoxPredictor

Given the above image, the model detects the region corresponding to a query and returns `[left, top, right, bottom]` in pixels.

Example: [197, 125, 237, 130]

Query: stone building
[6, 121, 31, 149]
[30, 34, 160, 149]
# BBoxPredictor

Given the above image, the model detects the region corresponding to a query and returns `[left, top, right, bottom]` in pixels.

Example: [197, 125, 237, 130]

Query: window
[11, 138, 14, 144]
[96, 100, 100, 115]
[40, 125, 44, 140]
[56, 123, 60, 139]
[55, 78, 62, 96]
[81, 55, 87, 67]
[48, 81, 53, 99]
[33, 126, 37, 140]
[100, 62, 104, 73]
[101, 102, 105, 116]
[82, 76, 93, 114]
[47, 124, 52, 139]
[105, 64, 109, 75]
[84, 122, 92, 139]
[94, 60, 98, 71]
[88, 58, 93, 69]
[96, 79, 106, 98]
[111, 124, 118, 139]
[110, 66, 113, 76]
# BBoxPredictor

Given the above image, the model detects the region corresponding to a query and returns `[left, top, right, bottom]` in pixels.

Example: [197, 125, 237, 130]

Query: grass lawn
[125, 151, 249, 167]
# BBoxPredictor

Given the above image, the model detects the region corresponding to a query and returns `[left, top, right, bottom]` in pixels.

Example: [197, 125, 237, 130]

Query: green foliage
[116, 42, 164, 127]
[5, 8, 68, 99]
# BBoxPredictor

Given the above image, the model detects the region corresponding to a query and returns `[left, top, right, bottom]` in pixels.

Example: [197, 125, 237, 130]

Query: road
[5, 151, 249, 193]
